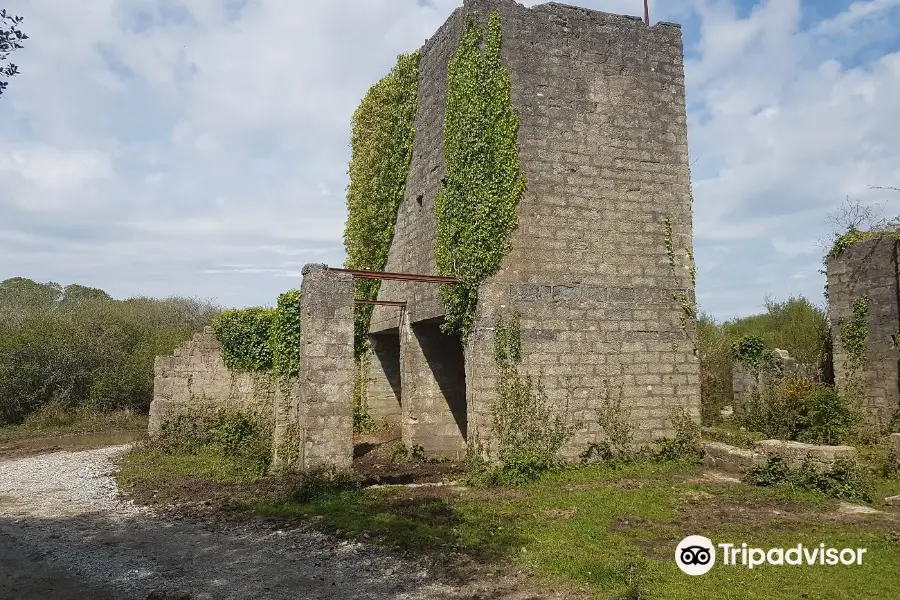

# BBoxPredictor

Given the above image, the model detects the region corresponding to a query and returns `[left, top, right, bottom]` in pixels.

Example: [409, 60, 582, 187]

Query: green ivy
[435, 11, 526, 339]
[271, 289, 302, 378]
[343, 51, 420, 355]
[731, 335, 765, 369]
[212, 308, 276, 372]
[840, 296, 869, 370]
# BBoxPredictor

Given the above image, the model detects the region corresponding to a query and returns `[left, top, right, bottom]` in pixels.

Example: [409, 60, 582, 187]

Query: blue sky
[1, 0, 899, 321]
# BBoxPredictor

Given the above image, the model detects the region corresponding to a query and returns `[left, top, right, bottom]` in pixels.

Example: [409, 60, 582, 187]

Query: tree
[1, 9, 27, 97]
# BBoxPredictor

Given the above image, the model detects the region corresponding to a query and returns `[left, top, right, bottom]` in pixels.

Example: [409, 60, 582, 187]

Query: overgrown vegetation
[210, 290, 301, 376]
[343, 51, 420, 356]
[136, 408, 274, 480]
[745, 455, 874, 503]
[271, 290, 303, 378]
[212, 308, 276, 372]
[741, 377, 860, 445]
[466, 315, 574, 486]
[436, 11, 526, 339]
[824, 197, 900, 261]
[0, 277, 219, 425]
[697, 296, 830, 426]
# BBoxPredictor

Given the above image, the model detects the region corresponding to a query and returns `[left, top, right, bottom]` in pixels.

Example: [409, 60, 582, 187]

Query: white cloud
[1, 0, 899, 319]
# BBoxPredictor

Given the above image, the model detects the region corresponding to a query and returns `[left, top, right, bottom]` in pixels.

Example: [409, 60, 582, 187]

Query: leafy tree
[0, 9, 27, 96]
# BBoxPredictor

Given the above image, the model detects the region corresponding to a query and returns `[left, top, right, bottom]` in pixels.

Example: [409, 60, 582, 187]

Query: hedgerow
[436, 11, 526, 339]
[343, 51, 420, 355]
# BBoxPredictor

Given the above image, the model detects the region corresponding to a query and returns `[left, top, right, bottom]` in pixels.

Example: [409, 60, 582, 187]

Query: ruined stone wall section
[149, 327, 276, 435]
[826, 237, 900, 426]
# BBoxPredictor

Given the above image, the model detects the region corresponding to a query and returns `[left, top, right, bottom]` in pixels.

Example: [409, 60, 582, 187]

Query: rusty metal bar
[354, 299, 406, 307]
[327, 267, 459, 284]
[644, 0, 650, 25]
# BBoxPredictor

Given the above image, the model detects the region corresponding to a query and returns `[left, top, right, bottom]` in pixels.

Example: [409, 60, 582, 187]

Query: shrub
[696, 312, 733, 425]
[153, 408, 273, 476]
[795, 386, 861, 445]
[0, 279, 218, 425]
[745, 455, 874, 502]
[212, 308, 276, 372]
[738, 375, 859, 445]
[656, 408, 704, 463]
[468, 315, 574, 486]
[582, 378, 635, 464]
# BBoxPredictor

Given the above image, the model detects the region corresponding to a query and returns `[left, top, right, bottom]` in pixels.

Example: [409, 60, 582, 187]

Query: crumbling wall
[731, 349, 817, 412]
[826, 236, 900, 426]
[149, 327, 277, 435]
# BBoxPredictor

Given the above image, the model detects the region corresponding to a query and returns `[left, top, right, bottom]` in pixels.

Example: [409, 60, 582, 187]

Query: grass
[0, 407, 148, 442]
[117, 446, 270, 487]
[117, 444, 900, 600]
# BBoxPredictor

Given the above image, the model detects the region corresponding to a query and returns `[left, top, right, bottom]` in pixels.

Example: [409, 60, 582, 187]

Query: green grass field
[118, 447, 900, 600]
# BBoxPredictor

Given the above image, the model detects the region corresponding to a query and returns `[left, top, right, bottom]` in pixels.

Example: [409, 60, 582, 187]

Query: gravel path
[0, 446, 551, 600]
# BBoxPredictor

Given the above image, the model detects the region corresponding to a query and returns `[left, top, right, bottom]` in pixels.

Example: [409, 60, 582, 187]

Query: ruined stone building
[364, 0, 699, 459]
[826, 237, 900, 427]
[151, 0, 700, 470]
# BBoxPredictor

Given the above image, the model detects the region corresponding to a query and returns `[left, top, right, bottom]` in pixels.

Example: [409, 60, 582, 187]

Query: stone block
[753, 439, 857, 470]
[702, 441, 759, 474]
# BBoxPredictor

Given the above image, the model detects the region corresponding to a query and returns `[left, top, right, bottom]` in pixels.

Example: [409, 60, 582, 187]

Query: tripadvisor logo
[675, 536, 868, 575]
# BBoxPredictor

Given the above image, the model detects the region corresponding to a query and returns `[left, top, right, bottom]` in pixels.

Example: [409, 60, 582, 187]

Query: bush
[740, 378, 859, 445]
[656, 409, 704, 463]
[745, 455, 874, 502]
[697, 312, 733, 425]
[0, 278, 219, 425]
[152, 409, 273, 476]
[212, 308, 276, 372]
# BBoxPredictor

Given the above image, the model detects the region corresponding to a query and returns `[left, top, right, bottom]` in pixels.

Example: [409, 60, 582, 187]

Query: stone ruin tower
[364, 0, 700, 459]
[826, 236, 900, 427]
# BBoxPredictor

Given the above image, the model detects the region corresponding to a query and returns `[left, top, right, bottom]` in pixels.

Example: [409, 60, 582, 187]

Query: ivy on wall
[271, 289, 302, 378]
[664, 216, 697, 344]
[840, 295, 869, 371]
[212, 290, 302, 375]
[213, 308, 276, 372]
[343, 51, 420, 355]
[436, 11, 526, 339]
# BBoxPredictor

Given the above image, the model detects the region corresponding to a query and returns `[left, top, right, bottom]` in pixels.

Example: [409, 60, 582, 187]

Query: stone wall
[826, 236, 900, 426]
[149, 327, 277, 435]
[151, 265, 357, 474]
[366, 0, 699, 458]
[731, 349, 817, 413]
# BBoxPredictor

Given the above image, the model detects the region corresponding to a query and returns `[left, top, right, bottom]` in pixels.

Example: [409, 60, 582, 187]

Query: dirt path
[0, 446, 560, 600]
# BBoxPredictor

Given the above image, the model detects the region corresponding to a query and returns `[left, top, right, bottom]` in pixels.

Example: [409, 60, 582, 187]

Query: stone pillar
[400, 311, 468, 459]
[296, 264, 356, 471]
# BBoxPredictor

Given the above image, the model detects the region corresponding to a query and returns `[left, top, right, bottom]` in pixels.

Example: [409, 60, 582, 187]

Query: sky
[1, 0, 899, 321]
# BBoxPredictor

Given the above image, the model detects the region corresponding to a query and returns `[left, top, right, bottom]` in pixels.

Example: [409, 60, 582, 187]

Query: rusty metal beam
[354, 299, 406, 307]
[644, 0, 650, 25]
[327, 267, 459, 284]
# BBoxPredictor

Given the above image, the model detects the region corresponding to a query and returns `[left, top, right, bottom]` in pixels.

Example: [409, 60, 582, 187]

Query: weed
[745, 455, 874, 503]
[655, 408, 704, 463]
[390, 441, 409, 462]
